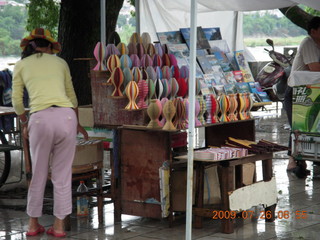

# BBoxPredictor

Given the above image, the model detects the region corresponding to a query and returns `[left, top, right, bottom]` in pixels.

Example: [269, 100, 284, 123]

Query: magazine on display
[206, 54, 219, 66]
[233, 70, 244, 82]
[197, 55, 215, 74]
[211, 65, 227, 85]
[213, 84, 226, 96]
[224, 83, 237, 94]
[167, 43, 190, 68]
[209, 40, 230, 54]
[234, 50, 255, 82]
[199, 78, 213, 95]
[157, 31, 185, 45]
[196, 27, 211, 50]
[214, 51, 232, 72]
[223, 71, 237, 84]
[180, 27, 211, 50]
[202, 27, 222, 41]
[235, 82, 251, 93]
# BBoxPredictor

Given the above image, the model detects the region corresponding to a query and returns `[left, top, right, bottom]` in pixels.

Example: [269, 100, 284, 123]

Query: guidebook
[213, 51, 232, 72]
[180, 27, 211, 50]
[234, 50, 255, 82]
[157, 31, 185, 45]
[167, 43, 190, 68]
[202, 27, 222, 41]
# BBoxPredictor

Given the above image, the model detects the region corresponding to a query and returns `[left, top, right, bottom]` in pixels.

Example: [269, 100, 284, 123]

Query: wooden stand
[90, 70, 148, 126]
[117, 120, 277, 233]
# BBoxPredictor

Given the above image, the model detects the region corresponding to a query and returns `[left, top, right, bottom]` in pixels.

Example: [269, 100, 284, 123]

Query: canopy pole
[100, 0, 106, 45]
[232, 11, 239, 52]
[186, 0, 197, 239]
[135, 0, 141, 35]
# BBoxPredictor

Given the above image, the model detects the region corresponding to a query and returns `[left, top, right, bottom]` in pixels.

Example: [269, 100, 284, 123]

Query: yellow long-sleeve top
[12, 53, 78, 115]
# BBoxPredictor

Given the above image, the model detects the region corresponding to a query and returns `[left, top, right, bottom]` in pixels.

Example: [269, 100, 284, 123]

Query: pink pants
[27, 107, 77, 220]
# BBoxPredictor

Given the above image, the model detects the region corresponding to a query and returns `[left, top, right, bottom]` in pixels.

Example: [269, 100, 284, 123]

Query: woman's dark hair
[21, 38, 51, 59]
[307, 16, 320, 35]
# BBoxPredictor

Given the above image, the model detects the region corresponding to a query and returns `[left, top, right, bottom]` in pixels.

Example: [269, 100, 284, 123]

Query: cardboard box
[292, 84, 320, 133]
[78, 105, 94, 127]
[171, 163, 254, 212]
[171, 166, 221, 212]
[73, 140, 103, 166]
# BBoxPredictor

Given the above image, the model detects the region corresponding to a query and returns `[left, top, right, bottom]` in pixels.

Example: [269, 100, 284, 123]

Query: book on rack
[211, 65, 227, 85]
[199, 78, 213, 95]
[213, 84, 226, 96]
[235, 82, 251, 93]
[251, 93, 263, 103]
[209, 39, 230, 54]
[180, 27, 211, 50]
[223, 71, 237, 84]
[157, 31, 185, 45]
[197, 49, 209, 56]
[196, 26, 211, 50]
[255, 91, 271, 102]
[233, 70, 244, 82]
[203, 73, 216, 92]
[247, 81, 256, 93]
[179, 27, 192, 49]
[254, 82, 263, 92]
[234, 50, 255, 82]
[202, 27, 222, 41]
[185, 58, 205, 79]
[197, 55, 214, 74]
[213, 51, 232, 72]
[206, 54, 219, 66]
[224, 83, 237, 95]
[247, 81, 271, 102]
[167, 43, 190, 68]
[226, 52, 237, 71]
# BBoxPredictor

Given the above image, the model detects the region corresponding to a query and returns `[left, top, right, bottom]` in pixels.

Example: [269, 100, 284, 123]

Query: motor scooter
[256, 39, 294, 102]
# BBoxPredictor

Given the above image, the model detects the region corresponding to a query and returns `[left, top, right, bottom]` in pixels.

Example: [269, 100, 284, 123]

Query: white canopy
[138, 0, 320, 52]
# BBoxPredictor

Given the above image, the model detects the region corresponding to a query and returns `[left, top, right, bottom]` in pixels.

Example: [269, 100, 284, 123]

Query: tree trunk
[58, 0, 124, 105]
[279, 6, 314, 31]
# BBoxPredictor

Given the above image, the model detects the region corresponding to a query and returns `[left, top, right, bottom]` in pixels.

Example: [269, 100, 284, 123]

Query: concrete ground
[1, 103, 320, 240]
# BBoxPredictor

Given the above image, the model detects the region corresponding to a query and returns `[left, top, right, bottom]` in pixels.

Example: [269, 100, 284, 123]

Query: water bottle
[76, 181, 89, 216]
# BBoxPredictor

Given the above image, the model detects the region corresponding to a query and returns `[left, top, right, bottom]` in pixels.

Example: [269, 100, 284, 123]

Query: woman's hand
[77, 124, 89, 140]
[22, 124, 28, 139]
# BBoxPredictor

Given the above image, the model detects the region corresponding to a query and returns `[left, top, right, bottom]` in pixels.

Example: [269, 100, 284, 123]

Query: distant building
[0, 0, 7, 7]
[0, 0, 25, 8]
[8, 1, 24, 7]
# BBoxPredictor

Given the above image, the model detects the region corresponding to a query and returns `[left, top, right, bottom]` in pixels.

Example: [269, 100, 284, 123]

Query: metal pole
[135, 0, 140, 35]
[100, 0, 106, 45]
[186, 0, 197, 239]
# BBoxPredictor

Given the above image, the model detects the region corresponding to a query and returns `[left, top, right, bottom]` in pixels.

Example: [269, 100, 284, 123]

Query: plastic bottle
[76, 181, 89, 216]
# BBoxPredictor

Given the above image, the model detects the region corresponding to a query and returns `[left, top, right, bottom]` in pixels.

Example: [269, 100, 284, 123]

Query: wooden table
[117, 119, 278, 234]
[177, 152, 276, 233]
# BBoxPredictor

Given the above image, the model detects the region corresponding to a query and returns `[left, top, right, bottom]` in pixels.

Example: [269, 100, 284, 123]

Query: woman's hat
[20, 28, 61, 53]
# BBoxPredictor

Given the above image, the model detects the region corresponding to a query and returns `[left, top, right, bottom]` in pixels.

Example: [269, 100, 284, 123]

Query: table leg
[194, 162, 205, 229]
[220, 165, 235, 234]
[262, 158, 276, 222]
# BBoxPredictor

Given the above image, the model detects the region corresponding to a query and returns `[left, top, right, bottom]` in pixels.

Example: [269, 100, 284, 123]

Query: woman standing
[12, 28, 88, 237]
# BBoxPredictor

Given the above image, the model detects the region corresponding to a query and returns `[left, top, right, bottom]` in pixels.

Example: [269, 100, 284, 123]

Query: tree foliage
[0, 5, 26, 55]
[26, 0, 60, 38]
[243, 11, 306, 38]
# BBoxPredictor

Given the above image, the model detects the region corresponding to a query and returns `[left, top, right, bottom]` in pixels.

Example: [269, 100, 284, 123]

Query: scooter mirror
[266, 39, 274, 47]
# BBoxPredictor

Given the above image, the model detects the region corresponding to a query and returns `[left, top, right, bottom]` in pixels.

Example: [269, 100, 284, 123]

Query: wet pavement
[1, 103, 320, 240]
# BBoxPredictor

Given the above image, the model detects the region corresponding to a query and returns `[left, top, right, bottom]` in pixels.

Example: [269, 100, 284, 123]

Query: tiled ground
[1, 103, 320, 240]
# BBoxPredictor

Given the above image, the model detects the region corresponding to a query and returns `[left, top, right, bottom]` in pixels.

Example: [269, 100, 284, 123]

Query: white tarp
[139, 0, 320, 52]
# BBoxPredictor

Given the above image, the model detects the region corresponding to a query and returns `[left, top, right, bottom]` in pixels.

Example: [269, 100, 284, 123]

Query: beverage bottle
[76, 181, 89, 216]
